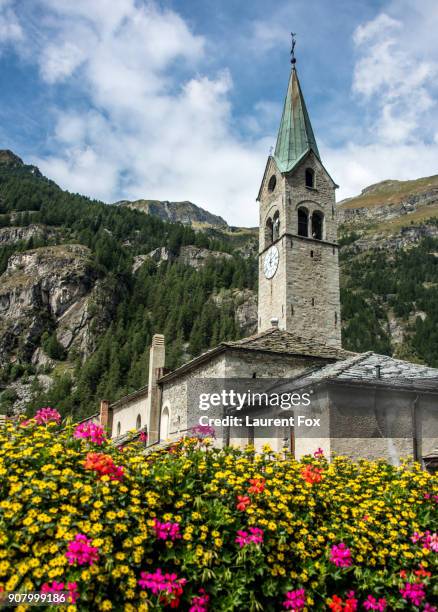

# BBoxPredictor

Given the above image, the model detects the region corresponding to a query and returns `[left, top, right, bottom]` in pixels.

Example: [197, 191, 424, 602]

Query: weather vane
[290, 32, 297, 66]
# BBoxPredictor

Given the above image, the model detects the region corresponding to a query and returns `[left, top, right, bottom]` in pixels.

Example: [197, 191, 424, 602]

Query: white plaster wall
[111, 393, 147, 438]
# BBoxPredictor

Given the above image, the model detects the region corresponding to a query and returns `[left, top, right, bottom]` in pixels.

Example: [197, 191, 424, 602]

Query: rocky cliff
[116, 199, 228, 229]
[1, 148, 438, 418]
[338, 175, 438, 230]
[337, 175, 438, 363]
[133, 244, 233, 272]
[0, 244, 116, 404]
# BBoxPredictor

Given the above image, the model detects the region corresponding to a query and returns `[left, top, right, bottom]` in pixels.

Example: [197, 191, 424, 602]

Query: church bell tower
[257, 41, 342, 348]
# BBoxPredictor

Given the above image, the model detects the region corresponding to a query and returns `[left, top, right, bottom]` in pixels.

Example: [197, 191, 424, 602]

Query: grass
[338, 174, 438, 210]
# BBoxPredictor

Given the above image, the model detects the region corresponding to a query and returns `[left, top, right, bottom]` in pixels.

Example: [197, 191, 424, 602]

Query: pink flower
[139, 431, 148, 443]
[283, 588, 306, 610]
[191, 424, 216, 438]
[189, 588, 210, 612]
[411, 530, 438, 552]
[423, 604, 438, 612]
[74, 421, 106, 445]
[330, 543, 353, 568]
[153, 519, 181, 541]
[423, 532, 438, 552]
[314, 447, 324, 457]
[235, 527, 264, 548]
[363, 595, 387, 611]
[65, 534, 99, 566]
[41, 581, 79, 604]
[400, 582, 426, 607]
[138, 569, 186, 607]
[34, 407, 61, 425]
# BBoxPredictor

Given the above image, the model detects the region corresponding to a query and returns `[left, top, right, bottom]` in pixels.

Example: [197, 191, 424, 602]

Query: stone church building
[95, 60, 438, 465]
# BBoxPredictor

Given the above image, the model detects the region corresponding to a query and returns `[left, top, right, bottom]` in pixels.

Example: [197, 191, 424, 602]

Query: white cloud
[11, 0, 267, 226]
[0, 0, 22, 46]
[352, 12, 436, 144]
[326, 142, 438, 202]
[326, 2, 438, 202]
[4, 0, 438, 223]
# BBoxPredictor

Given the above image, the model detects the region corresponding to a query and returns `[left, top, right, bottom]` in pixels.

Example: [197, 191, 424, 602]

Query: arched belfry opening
[312, 211, 324, 240]
[273, 211, 280, 241]
[305, 167, 315, 188]
[297, 207, 309, 237]
[265, 217, 273, 246]
[268, 174, 277, 192]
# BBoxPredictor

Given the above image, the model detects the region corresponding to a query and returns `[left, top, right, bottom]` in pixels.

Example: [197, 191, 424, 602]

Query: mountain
[116, 199, 229, 229]
[0, 150, 437, 419]
[337, 175, 438, 365]
[0, 151, 257, 418]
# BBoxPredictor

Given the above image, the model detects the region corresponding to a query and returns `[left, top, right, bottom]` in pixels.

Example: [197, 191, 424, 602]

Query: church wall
[223, 349, 328, 378]
[160, 350, 332, 444]
[293, 388, 332, 459]
[332, 437, 413, 463]
[257, 152, 341, 347]
[284, 153, 337, 241]
[111, 391, 148, 438]
[285, 237, 341, 346]
[160, 354, 226, 437]
[328, 386, 438, 465]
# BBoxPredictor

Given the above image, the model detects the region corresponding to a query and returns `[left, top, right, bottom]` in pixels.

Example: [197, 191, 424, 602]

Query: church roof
[159, 328, 353, 383]
[273, 67, 320, 173]
[222, 328, 352, 360]
[281, 352, 438, 392]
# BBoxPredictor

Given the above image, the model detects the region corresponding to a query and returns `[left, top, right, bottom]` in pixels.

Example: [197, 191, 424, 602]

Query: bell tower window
[265, 217, 273, 246]
[298, 207, 309, 237]
[305, 168, 315, 188]
[268, 175, 277, 192]
[273, 211, 280, 241]
[312, 211, 324, 240]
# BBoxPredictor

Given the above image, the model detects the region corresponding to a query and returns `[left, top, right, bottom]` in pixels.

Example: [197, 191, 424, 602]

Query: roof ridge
[222, 327, 277, 347]
[332, 351, 373, 376]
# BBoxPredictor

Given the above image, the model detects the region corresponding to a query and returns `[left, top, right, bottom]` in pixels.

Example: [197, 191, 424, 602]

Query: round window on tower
[268, 175, 277, 192]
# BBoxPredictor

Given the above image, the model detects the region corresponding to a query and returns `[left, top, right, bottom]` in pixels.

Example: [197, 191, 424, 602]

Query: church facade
[95, 59, 438, 466]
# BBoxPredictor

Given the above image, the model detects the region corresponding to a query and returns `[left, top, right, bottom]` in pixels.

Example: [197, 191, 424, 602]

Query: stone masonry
[258, 151, 341, 347]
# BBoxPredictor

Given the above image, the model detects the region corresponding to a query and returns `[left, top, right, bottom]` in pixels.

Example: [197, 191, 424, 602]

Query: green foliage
[0, 388, 17, 414]
[0, 161, 256, 418]
[41, 332, 66, 361]
[2, 159, 438, 420]
[341, 237, 438, 365]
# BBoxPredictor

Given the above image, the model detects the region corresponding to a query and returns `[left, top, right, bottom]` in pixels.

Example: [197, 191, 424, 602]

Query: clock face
[263, 246, 279, 279]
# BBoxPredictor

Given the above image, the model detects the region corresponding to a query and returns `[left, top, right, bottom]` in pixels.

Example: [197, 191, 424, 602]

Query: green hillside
[0, 152, 437, 420]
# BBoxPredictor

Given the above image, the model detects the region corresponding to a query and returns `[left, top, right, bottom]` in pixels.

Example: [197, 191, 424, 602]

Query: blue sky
[1, 0, 438, 226]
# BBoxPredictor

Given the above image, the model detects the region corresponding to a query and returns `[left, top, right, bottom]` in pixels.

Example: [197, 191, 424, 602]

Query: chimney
[99, 399, 112, 433]
[146, 334, 165, 444]
[270, 318, 279, 328]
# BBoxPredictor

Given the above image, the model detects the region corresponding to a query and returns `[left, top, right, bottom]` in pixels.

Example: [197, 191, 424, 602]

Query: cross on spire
[290, 32, 297, 66]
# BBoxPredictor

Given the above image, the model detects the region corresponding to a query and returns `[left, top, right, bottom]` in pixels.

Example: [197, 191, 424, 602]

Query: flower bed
[0, 410, 437, 611]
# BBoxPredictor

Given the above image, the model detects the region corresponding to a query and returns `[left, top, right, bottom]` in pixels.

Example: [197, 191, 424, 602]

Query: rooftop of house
[159, 327, 354, 383]
[279, 352, 438, 392]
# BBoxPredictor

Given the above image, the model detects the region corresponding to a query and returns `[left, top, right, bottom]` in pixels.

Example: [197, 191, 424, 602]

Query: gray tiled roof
[159, 328, 354, 383]
[222, 328, 354, 360]
[285, 352, 438, 391]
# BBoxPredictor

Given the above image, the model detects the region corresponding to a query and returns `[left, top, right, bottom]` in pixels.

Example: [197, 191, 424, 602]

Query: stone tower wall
[258, 152, 341, 347]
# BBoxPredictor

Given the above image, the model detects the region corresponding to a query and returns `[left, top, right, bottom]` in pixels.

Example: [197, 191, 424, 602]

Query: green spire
[273, 67, 320, 173]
